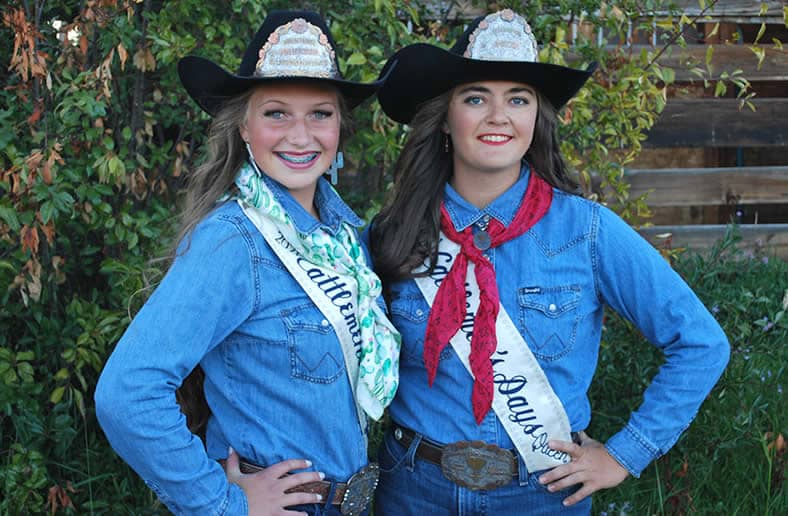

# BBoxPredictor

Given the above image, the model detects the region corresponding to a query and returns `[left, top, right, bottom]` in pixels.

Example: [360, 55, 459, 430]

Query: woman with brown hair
[95, 10, 399, 516]
[368, 9, 728, 515]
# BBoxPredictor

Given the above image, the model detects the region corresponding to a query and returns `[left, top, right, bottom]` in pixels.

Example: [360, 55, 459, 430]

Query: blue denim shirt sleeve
[94, 210, 255, 515]
[593, 206, 730, 477]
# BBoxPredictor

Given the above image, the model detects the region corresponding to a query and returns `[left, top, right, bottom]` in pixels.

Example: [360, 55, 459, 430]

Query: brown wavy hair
[370, 87, 577, 285]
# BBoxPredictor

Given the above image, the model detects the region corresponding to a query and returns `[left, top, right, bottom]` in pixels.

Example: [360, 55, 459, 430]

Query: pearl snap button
[416, 309, 423, 316]
[548, 303, 557, 312]
[321, 319, 329, 326]
[394, 428, 403, 440]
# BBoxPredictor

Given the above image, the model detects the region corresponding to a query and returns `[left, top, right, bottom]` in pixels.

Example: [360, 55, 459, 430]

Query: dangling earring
[327, 151, 343, 185]
[244, 141, 263, 176]
[444, 134, 450, 153]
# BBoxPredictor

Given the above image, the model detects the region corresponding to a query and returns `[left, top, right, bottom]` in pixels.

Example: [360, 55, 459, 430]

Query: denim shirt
[379, 167, 729, 478]
[95, 175, 371, 515]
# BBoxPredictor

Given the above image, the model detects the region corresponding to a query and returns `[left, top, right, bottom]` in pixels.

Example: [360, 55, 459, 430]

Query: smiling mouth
[478, 134, 512, 144]
[276, 152, 319, 164]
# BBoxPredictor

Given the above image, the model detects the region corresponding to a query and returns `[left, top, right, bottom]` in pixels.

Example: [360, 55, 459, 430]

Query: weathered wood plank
[566, 45, 787, 81]
[416, 0, 785, 23]
[644, 99, 788, 148]
[625, 166, 788, 206]
[653, 0, 784, 23]
[649, 45, 787, 82]
[640, 224, 788, 258]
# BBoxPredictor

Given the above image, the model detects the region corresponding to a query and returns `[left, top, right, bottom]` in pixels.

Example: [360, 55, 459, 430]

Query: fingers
[547, 439, 583, 458]
[280, 470, 326, 491]
[562, 483, 596, 507]
[544, 470, 583, 493]
[224, 447, 241, 480]
[538, 439, 630, 508]
[283, 489, 325, 507]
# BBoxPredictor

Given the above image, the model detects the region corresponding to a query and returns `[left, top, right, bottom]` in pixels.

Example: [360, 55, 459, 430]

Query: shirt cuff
[605, 424, 661, 478]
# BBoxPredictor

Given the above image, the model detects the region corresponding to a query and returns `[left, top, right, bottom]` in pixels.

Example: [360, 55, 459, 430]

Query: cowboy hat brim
[377, 43, 597, 124]
[178, 55, 384, 116]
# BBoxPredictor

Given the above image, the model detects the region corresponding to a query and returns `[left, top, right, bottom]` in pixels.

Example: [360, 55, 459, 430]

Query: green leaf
[662, 68, 675, 84]
[40, 201, 56, 224]
[346, 52, 367, 66]
[16, 351, 35, 361]
[50, 386, 66, 404]
[754, 23, 766, 44]
[127, 231, 139, 249]
[108, 155, 126, 179]
[0, 206, 20, 231]
[4, 368, 18, 384]
[749, 46, 766, 69]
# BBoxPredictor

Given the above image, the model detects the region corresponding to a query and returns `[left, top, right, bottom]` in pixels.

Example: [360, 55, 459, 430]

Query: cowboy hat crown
[178, 10, 383, 115]
[377, 9, 597, 124]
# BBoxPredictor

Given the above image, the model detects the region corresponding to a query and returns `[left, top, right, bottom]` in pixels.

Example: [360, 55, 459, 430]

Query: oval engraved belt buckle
[341, 462, 379, 516]
[440, 440, 514, 491]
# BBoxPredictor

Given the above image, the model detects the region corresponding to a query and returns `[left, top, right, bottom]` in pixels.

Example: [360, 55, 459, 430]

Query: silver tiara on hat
[255, 18, 338, 79]
[464, 9, 538, 63]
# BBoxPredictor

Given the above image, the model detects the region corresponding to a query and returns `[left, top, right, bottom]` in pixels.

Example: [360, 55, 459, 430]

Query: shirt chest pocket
[517, 285, 581, 361]
[282, 304, 346, 384]
[390, 295, 453, 365]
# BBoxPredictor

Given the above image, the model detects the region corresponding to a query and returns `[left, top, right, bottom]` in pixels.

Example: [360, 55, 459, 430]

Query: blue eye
[264, 110, 285, 119]
[313, 110, 334, 120]
[464, 96, 484, 105]
[511, 97, 529, 106]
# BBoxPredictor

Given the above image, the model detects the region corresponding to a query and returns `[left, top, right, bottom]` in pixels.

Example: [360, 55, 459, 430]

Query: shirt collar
[261, 173, 363, 235]
[443, 163, 531, 231]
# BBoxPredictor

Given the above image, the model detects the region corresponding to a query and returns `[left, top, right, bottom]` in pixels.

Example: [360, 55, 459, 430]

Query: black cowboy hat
[378, 10, 597, 124]
[178, 10, 385, 116]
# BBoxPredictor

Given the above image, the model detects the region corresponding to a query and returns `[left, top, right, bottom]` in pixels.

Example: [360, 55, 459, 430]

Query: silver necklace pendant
[473, 215, 492, 251]
[473, 229, 491, 250]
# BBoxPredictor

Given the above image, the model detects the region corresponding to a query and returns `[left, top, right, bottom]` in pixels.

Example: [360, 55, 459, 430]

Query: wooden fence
[631, 1, 788, 259]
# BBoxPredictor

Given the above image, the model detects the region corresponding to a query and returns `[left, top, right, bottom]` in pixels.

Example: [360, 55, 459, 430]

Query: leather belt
[221, 459, 379, 516]
[393, 426, 583, 481]
[393, 426, 519, 476]
[237, 460, 347, 504]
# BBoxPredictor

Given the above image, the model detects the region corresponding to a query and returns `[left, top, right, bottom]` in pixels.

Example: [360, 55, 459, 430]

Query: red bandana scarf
[423, 172, 553, 424]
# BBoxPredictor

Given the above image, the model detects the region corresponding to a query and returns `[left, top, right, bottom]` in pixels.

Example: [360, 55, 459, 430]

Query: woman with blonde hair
[95, 10, 399, 516]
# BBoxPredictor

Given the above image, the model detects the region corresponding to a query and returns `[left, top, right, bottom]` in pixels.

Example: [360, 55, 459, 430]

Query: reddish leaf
[21, 224, 39, 255]
[79, 34, 88, 56]
[27, 103, 43, 126]
[39, 220, 55, 245]
[117, 42, 128, 70]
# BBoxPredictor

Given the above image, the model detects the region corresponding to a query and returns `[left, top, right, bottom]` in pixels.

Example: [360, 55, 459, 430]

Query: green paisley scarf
[235, 161, 400, 420]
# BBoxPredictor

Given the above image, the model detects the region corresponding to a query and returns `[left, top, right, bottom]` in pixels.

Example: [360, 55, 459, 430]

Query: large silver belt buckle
[440, 440, 514, 491]
[340, 462, 379, 516]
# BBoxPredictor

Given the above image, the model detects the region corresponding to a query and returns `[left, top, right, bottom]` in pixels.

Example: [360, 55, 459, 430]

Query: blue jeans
[288, 505, 365, 516]
[289, 503, 369, 516]
[374, 429, 591, 516]
[288, 479, 370, 516]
